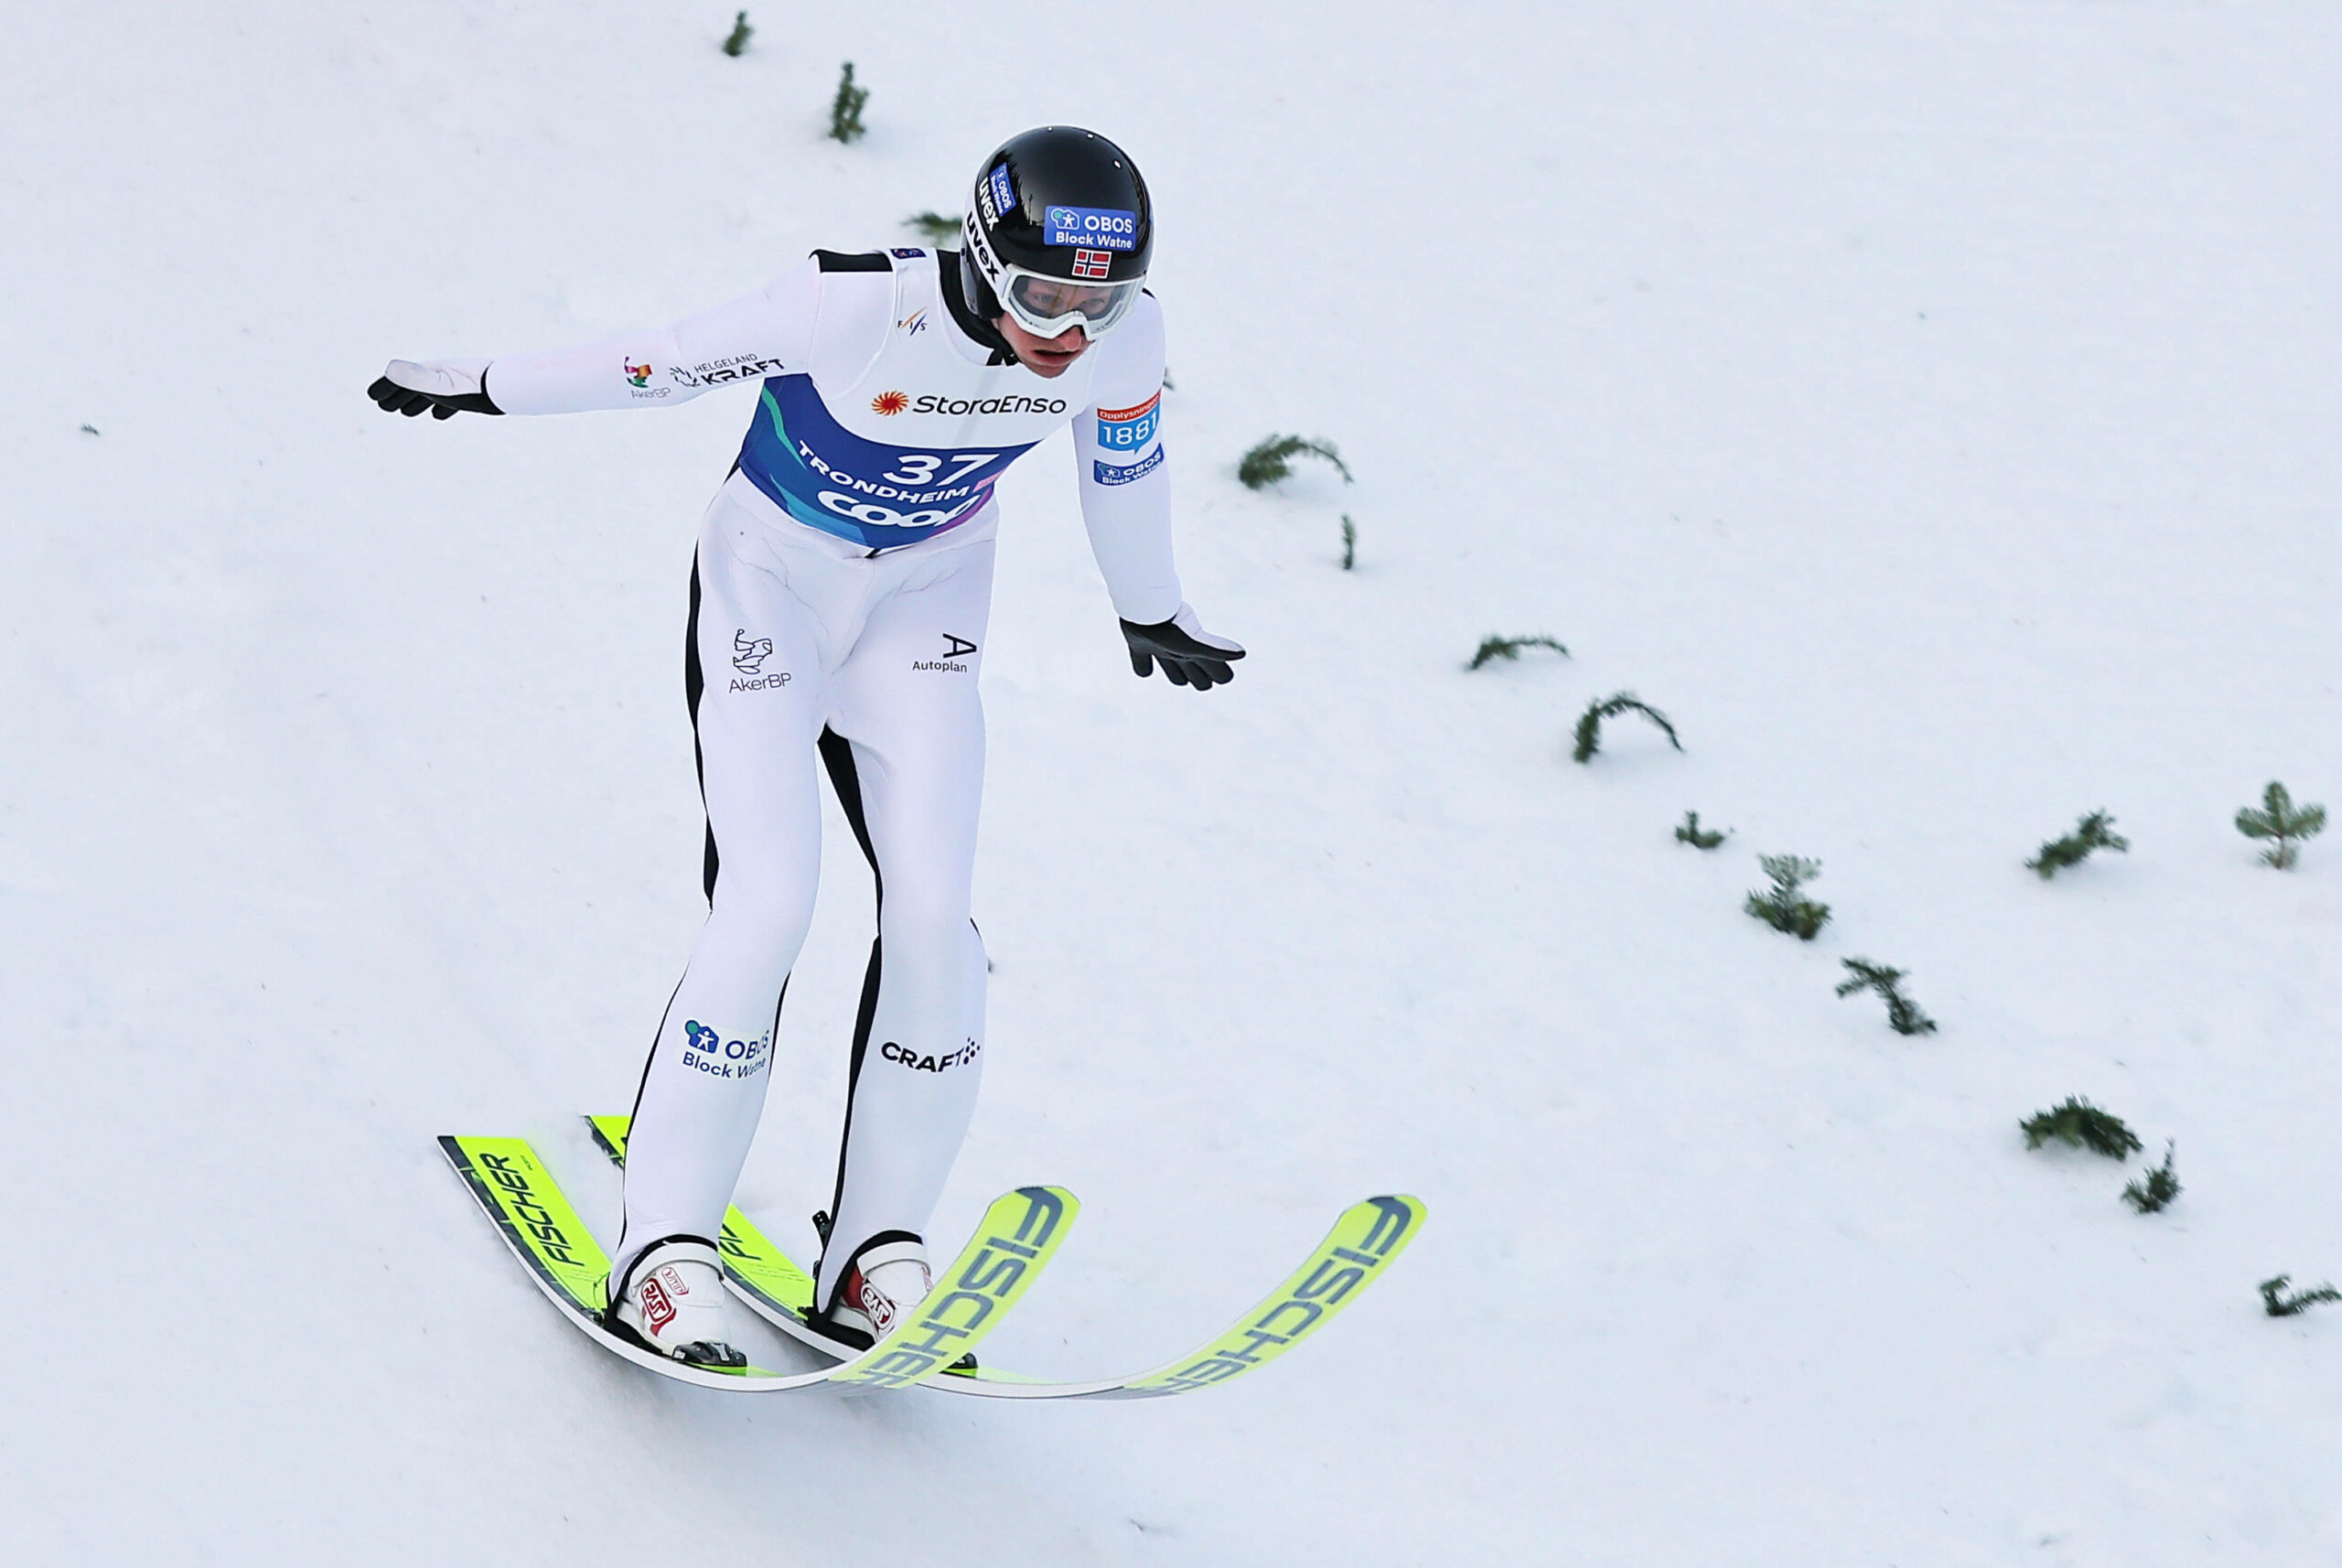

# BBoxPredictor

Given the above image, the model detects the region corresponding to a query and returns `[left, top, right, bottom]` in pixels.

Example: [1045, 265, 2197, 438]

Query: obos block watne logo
[1043, 205, 1137, 252]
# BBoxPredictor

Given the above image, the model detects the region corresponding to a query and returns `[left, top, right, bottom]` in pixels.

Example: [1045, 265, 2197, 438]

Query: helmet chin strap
[946, 250, 1021, 367]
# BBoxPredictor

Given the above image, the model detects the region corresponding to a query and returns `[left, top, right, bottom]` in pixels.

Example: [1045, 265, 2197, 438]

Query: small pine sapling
[80, 424, 100, 435]
[2259, 1274, 2342, 1317]
[1572, 692, 1681, 765]
[1835, 958, 1938, 1036]
[1745, 854, 1830, 940]
[1238, 435, 1352, 490]
[905, 210, 962, 244]
[2122, 1142, 2180, 1213]
[1466, 635, 1568, 671]
[1674, 811, 1727, 850]
[828, 62, 868, 143]
[2021, 1097, 2143, 1159]
[1340, 515, 1357, 570]
[722, 11, 753, 55]
[2235, 780, 2326, 869]
[2026, 810, 2130, 879]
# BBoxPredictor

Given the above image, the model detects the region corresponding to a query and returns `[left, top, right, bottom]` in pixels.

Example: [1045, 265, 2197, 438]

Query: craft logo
[897, 307, 929, 338]
[1071, 249, 1112, 280]
[987, 163, 1016, 221]
[1095, 390, 1160, 451]
[880, 1037, 983, 1073]
[682, 1018, 771, 1079]
[624, 361, 653, 388]
[1093, 444, 1165, 487]
[913, 632, 977, 673]
[730, 629, 772, 673]
[871, 390, 909, 415]
[1042, 205, 1138, 252]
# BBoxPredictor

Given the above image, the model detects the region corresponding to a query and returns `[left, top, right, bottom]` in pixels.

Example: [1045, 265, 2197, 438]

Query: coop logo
[872, 390, 908, 415]
[476, 1150, 583, 1267]
[681, 1019, 771, 1079]
[880, 1037, 982, 1073]
[1095, 391, 1159, 451]
[1043, 205, 1137, 252]
[1093, 445, 1164, 487]
[671, 355, 782, 388]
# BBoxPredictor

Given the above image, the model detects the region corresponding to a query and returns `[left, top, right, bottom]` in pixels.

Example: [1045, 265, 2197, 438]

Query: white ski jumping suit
[482, 245, 1182, 1311]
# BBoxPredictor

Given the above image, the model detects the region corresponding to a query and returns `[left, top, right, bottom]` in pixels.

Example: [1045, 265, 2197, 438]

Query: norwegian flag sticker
[1072, 249, 1112, 280]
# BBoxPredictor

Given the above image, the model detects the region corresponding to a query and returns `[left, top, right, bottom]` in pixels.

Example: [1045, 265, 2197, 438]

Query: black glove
[1120, 605, 1246, 691]
[367, 358, 503, 420]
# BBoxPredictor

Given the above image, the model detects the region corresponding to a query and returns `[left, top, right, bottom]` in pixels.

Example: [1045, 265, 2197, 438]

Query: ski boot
[607, 1236, 747, 1368]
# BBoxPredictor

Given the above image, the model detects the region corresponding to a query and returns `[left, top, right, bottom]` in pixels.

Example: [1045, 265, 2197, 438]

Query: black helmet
[962, 126, 1152, 340]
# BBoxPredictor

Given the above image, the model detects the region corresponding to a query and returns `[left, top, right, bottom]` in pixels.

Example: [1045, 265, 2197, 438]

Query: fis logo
[1095, 391, 1160, 452]
[731, 629, 773, 673]
[897, 308, 929, 338]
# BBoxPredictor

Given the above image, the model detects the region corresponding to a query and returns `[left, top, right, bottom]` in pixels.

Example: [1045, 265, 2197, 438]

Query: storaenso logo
[880, 1037, 981, 1072]
[907, 393, 1068, 417]
[478, 1151, 582, 1267]
[1144, 1196, 1419, 1394]
[848, 1187, 1068, 1390]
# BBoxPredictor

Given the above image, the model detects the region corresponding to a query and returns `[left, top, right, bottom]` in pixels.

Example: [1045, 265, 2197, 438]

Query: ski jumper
[484, 247, 1179, 1311]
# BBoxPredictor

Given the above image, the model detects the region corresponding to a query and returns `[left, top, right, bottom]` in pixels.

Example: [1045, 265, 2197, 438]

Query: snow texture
[4, 2, 2338, 1563]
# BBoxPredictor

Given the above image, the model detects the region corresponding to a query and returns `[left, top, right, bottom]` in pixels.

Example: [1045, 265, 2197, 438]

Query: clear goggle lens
[1001, 266, 1143, 340]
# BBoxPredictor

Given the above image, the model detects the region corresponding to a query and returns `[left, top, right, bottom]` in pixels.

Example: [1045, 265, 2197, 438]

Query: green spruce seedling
[1340, 515, 1357, 570]
[1674, 811, 1727, 850]
[2026, 810, 2129, 879]
[2259, 1274, 2342, 1317]
[828, 62, 868, 143]
[1745, 854, 1830, 940]
[1466, 635, 1568, 671]
[2122, 1142, 2180, 1214]
[905, 210, 962, 244]
[80, 424, 100, 435]
[1573, 693, 1681, 765]
[1835, 958, 1937, 1036]
[2235, 780, 2326, 869]
[722, 11, 752, 55]
[2021, 1097, 2142, 1159]
[1238, 435, 1351, 490]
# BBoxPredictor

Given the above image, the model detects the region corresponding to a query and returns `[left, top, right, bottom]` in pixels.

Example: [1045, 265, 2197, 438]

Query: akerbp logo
[1095, 390, 1160, 451]
[1094, 445, 1164, 487]
[1044, 205, 1137, 252]
[624, 361, 653, 388]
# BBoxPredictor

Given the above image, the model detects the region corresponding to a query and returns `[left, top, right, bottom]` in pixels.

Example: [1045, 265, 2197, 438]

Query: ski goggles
[997, 263, 1144, 340]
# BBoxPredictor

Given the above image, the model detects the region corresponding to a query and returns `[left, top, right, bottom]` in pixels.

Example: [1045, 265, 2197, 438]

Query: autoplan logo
[913, 633, 977, 673]
[871, 390, 908, 415]
[731, 629, 772, 673]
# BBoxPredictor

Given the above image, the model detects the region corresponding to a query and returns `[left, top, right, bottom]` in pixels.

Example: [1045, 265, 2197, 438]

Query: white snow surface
[5, 3, 2339, 1562]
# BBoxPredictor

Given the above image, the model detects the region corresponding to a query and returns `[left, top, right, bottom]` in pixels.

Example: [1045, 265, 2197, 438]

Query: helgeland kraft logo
[682, 1019, 771, 1079]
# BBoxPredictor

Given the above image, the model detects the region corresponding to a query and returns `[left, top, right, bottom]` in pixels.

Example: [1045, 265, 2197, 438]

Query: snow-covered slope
[4, 3, 2337, 1562]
